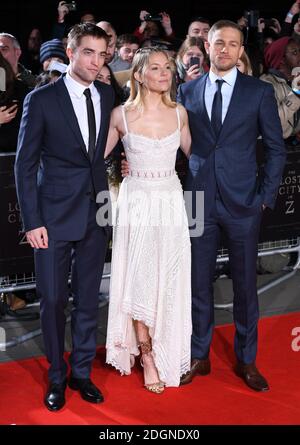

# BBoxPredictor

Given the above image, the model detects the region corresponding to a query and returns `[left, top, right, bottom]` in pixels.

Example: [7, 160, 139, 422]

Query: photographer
[175, 36, 208, 85]
[52, 1, 95, 40]
[237, 11, 273, 76]
[0, 52, 29, 151]
[52, 1, 74, 40]
[133, 10, 175, 44]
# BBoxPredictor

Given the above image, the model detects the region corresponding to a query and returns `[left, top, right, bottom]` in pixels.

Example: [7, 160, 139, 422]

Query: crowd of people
[0, 1, 296, 411]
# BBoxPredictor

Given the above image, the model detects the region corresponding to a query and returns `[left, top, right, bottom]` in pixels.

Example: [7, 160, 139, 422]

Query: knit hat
[39, 39, 66, 64]
[264, 36, 291, 70]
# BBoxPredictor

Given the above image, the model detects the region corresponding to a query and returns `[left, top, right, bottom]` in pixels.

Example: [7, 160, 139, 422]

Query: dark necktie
[83, 88, 96, 162]
[211, 79, 224, 137]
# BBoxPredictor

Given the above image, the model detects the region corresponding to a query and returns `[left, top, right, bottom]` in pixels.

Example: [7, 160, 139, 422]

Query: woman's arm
[104, 106, 122, 158]
[178, 104, 191, 158]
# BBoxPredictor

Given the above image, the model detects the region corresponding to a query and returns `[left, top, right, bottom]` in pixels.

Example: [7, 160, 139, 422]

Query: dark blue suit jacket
[15, 75, 115, 240]
[178, 71, 286, 218]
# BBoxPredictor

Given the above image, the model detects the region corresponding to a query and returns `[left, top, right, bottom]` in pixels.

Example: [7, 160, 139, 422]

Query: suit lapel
[217, 71, 243, 140]
[193, 73, 218, 137]
[55, 75, 89, 161]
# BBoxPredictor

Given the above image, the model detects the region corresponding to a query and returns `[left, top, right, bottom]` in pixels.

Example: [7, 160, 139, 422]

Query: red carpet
[1, 312, 299, 425]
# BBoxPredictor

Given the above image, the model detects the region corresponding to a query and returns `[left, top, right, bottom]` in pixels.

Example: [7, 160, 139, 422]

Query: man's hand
[262, 204, 267, 211]
[0, 104, 18, 124]
[290, 1, 300, 16]
[237, 16, 248, 30]
[26, 226, 48, 249]
[160, 12, 172, 35]
[270, 18, 281, 34]
[258, 18, 265, 33]
[58, 1, 69, 22]
[139, 10, 150, 21]
[120, 152, 130, 177]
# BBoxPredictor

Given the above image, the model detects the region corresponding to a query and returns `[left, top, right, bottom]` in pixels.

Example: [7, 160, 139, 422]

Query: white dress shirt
[204, 66, 238, 123]
[64, 71, 101, 152]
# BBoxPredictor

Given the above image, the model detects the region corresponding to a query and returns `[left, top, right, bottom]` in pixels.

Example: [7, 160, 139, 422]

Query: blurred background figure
[96, 21, 118, 64]
[109, 33, 139, 72]
[0, 32, 36, 88]
[97, 63, 127, 203]
[0, 52, 30, 152]
[236, 49, 253, 75]
[261, 36, 300, 140]
[39, 38, 67, 72]
[134, 10, 175, 44]
[20, 28, 43, 75]
[186, 17, 211, 41]
[175, 36, 208, 85]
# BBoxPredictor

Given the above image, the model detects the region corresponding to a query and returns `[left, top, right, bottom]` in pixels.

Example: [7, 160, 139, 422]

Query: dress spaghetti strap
[121, 105, 129, 135]
[176, 106, 180, 131]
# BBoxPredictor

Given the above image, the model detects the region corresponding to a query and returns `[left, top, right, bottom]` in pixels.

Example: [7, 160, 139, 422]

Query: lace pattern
[106, 108, 192, 387]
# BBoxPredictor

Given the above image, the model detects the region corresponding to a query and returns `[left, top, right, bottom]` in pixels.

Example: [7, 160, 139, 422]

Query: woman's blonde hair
[125, 46, 176, 111]
[238, 49, 253, 75]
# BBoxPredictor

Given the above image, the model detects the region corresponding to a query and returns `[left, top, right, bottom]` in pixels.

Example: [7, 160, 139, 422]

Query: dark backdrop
[0, 0, 289, 48]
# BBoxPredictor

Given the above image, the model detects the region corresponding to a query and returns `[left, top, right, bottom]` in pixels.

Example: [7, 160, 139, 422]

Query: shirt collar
[208, 66, 238, 87]
[65, 70, 96, 98]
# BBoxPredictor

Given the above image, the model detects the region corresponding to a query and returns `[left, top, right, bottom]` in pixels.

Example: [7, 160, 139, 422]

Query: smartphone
[292, 67, 300, 77]
[189, 56, 200, 69]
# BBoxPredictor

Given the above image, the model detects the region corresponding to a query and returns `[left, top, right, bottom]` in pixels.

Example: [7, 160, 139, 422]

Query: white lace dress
[106, 106, 192, 387]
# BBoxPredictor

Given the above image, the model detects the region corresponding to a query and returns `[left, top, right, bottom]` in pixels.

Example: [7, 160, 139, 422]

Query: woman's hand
[121, 152, 130, 177]
[0, 104, 18, 124]
[184, 64, 201, 82]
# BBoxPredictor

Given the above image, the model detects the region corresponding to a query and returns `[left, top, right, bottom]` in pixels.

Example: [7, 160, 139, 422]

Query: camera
[244, 10, 259, 28]
[144, 14, 162, 22]
[64, 1, 77, 12]
[263, 18, 276, 28]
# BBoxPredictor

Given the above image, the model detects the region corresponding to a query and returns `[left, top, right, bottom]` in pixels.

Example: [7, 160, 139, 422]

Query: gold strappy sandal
[139, 340, 165, 394]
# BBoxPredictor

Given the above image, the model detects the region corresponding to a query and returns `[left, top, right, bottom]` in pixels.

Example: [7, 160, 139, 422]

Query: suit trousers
[191, 192, 262, 364]
[34, 201, 109, 384]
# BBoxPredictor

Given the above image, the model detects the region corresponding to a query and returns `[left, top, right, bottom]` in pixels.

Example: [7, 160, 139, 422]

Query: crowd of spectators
[1, 1, 300, 308]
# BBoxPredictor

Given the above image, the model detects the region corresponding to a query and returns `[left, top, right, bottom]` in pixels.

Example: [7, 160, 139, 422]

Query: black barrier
[259, 142, 300, 242]
[1, 146, 299, 278]
[0, 153, 34, 276]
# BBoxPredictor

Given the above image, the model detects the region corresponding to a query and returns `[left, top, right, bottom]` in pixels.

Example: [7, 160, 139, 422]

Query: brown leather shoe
[180, 358, 211, 385]
[5, 293, 26, 311]
[235, 362, 269, 392]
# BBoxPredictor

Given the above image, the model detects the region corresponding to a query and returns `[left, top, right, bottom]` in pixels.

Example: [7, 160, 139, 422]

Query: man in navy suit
[178, 20, 286, 391]
[15, 23, 114, 410]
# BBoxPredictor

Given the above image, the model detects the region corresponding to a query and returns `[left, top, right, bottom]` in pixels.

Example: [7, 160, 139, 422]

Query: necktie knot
[84, 88, 92, 99]
[216, 79, 224, 92]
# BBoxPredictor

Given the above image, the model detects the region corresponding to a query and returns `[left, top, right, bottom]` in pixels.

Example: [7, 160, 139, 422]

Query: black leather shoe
[235, 362, 270, 392]
[44, 381, 67, 411]
[180, 358, 211, 385]
[68, 375, 104, 403]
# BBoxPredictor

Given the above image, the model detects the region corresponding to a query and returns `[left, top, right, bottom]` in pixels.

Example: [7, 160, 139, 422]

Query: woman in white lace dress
[104, 47, 192, 393]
